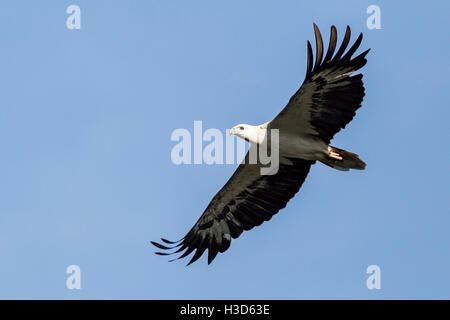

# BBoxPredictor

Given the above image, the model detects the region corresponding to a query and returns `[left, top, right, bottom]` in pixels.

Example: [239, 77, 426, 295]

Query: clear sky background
[0, 1, 448, 299]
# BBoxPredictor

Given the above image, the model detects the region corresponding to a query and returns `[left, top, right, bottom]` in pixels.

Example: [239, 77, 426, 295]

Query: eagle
[152, 24, 370, 265]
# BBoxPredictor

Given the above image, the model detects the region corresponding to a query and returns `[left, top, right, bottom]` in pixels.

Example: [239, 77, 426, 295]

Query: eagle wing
[152, 149, 313, 265]
[270, 24, 370, 143]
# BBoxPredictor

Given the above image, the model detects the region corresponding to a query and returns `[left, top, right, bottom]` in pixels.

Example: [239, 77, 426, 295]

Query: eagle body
[152, 24, 371, 265]
[278, 133, 328, 161]
[235, 120, 364, 171]
[253, 123, 330, 161]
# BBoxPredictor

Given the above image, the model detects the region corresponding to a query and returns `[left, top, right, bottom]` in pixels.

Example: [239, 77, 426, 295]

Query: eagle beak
[229, 128, 235, 135]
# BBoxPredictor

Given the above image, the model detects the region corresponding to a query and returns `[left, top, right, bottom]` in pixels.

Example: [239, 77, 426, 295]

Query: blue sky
[0, 1, 449, 299]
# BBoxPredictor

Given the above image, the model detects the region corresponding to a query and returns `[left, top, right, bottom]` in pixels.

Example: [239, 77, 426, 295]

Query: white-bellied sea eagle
[152, 24, 370, 265]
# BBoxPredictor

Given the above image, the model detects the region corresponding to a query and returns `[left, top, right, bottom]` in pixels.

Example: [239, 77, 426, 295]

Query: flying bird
[152, 24, 370, 265]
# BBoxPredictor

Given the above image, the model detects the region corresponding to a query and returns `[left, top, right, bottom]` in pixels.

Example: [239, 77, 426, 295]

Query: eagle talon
[328, 147, 343, 160]
[329, 151, 343, 160]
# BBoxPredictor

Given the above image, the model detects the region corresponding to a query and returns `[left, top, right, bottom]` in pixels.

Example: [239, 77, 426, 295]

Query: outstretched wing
[152, 151, 314, 265]
[270, 24, 370, 143]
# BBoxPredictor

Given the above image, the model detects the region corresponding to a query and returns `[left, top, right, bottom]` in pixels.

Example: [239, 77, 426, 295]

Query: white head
[230, 124, 265, 144]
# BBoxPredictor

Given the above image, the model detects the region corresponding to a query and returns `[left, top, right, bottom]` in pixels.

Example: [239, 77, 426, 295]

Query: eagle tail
[321, 146, 366, 171]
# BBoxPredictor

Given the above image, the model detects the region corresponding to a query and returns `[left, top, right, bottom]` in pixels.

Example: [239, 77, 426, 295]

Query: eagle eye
[239, 126, 244, 130]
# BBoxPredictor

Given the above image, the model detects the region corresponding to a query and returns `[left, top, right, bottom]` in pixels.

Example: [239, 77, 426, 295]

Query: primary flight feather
[152, 24, 370, 265]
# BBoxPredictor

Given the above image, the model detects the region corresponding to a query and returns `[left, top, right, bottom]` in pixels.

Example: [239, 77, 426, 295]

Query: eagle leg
[328, 146, 343, 160]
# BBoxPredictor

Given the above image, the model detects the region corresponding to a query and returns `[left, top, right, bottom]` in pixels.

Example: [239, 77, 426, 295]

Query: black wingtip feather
[305, 41, 313, 80]
[333, 25, 351, 61]
[323, 25, 337, 63]
[186, 238, 209, 266]
[357, 48, 371, 59]
[312, 23, 324, 72]
[150, 241, 172, 250]
[207, 235, 219, 264]
[342, 32, 363, 60]
[161, 238, 182, 244]
[155, 252, 172, 256]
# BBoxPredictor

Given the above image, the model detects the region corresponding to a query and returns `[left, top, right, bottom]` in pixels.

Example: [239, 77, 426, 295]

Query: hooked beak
[229, 128, 235, 135]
